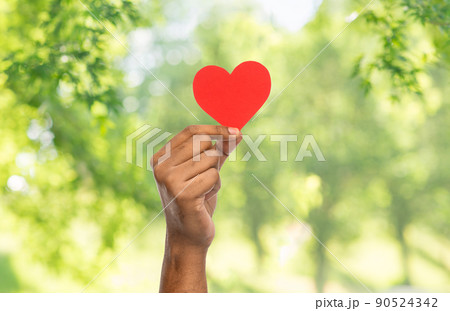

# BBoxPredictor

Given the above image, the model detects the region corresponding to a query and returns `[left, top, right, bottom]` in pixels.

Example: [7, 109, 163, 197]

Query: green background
[0, 0, 449, 292]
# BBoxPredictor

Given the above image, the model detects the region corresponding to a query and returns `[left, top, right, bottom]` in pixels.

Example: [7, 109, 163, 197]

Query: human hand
[152, 125, 242, 292]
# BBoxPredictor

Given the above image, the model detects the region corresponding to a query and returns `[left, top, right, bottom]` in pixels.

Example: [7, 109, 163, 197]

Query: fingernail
[228, 127, 240, 135]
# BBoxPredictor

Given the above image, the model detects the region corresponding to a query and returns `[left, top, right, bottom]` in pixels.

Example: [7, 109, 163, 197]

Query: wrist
[165, 227, 213, 252]
[164, 236, 209, 266]
[160, 235, 209, 292]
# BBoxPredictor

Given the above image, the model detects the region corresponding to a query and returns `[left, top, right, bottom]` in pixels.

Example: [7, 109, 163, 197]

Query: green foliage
[0, 0, 449, 292]
[0, 0, 160, 282]
[2, 0, 140, 112]
[354, 0, 449, 101]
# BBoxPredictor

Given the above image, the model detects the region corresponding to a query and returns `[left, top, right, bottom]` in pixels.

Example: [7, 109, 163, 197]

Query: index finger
[151, 125, 240, 167]
[168, 125, 239, 150]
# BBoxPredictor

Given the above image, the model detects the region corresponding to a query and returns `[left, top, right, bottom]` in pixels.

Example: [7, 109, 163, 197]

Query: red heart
[193, 61, 271, 130]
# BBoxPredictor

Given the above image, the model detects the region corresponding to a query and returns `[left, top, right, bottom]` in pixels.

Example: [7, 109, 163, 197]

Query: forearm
[159, 234, 209, 293]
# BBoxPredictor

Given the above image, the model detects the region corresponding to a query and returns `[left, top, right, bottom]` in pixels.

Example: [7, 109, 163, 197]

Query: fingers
[151, 125, 239, 168]
[215, 133, 243, 169]
[174, 125, 239, 146]
[189, 168, 220, 198]
[155, 163, 220, 202]
[157, 130, 242, 173]
[152, 125, 241, 205]
[167, 168, 220, 208]
[168, 134, 214, 166]
[177, 149, 221, 181]
[205, 177, 221, 206]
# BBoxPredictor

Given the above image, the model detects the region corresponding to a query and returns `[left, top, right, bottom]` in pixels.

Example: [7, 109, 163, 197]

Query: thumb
[215, 130, 242, 170]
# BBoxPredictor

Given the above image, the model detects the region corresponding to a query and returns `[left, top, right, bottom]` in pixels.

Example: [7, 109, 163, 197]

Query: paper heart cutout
[193, 61, 271, 130]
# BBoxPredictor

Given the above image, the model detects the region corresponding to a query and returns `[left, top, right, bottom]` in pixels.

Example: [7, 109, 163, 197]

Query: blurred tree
[355, 0, 449, 100]
[0, 0, 163, 281]
[0, 0, 449, 293]
[354, 0, 450, 286]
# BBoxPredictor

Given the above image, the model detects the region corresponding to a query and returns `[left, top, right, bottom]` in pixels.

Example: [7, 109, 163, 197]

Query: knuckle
[176, 142, 186, 152]
[165, 172, 177, 186]
[193, 134, 211, 145]
[153, 167, 162, 181]
[185, 125, 199, 135]
[166, 182, 179, 197]
[210, 168, 220, 181]
[216, 125, 227, 136]
[153, 166, 165, 182]
[175, 191, 193, 204]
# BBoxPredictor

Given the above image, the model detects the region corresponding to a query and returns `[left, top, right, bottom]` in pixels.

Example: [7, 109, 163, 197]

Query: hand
[152, 125, 242, 292]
